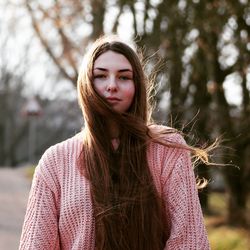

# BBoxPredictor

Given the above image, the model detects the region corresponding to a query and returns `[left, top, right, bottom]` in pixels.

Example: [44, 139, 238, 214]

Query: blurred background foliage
[1, 0, 250, 243]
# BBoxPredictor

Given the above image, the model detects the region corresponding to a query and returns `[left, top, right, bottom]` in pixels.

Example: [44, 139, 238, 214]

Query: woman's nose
[107, 76, 117, 92]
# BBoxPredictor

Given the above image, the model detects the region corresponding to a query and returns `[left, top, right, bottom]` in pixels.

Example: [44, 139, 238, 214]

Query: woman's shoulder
[148, 124, 186, 145]
[147, 124, 190, 189]
[36, 131, 83, 176]
[147, 124, 189, 166]
[42, 132, 82, 160]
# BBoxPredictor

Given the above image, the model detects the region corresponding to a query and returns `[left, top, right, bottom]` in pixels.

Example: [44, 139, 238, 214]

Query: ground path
[0, 167, 31, 250]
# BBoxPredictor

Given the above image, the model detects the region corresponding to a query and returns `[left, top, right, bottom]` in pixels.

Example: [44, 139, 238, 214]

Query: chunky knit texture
[19, 126, 210, 250]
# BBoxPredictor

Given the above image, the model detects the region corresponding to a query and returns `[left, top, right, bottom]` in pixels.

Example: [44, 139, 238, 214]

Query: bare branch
[25, 0, 77, 85]
[129, 3, 137, 35]
[112, 5, 123, 33]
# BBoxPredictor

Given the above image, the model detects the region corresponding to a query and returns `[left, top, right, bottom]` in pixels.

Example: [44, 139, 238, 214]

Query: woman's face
[93, 50, 135, 113]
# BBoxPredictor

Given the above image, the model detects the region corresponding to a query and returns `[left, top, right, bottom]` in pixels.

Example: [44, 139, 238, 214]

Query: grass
[208, 226, 250, 250]
[25, 165, 36, 180]
[205, 192, 250, 250]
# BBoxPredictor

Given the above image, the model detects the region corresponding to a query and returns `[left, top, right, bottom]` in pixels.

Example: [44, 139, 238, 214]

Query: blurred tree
[0, 30, 29, 166]
[0, 65, 83, 166]
[21, 0, 250, 226]
[0, 2, 83, 166]
[0, 68, 29, 166]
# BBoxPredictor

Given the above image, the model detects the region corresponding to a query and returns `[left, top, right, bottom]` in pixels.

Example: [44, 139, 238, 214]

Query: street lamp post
[22, 97, 42, 164]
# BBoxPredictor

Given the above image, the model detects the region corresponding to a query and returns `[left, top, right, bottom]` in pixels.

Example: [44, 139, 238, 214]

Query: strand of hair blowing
[77, 41, 168, 250]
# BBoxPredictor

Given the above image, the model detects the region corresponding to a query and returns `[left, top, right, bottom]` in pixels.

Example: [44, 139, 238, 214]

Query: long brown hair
[77, 36, 168, 249]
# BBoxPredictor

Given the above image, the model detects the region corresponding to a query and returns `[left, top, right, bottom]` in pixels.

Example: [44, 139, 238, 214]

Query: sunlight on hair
[191, 137, 221, 167]
[196, 177, 209, 189]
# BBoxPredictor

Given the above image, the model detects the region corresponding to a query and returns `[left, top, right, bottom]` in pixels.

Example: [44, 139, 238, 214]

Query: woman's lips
[106, 97, 121, 102]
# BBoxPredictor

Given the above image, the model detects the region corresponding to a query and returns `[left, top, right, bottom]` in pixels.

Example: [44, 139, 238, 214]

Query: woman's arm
[19, 158, 60, 249]
[162, 148, 210, 250]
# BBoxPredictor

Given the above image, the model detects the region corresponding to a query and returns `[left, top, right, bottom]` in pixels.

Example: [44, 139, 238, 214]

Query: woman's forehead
[94, 51, 133, 71]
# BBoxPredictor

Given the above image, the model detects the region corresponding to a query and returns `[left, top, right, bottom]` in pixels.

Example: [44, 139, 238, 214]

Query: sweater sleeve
[162, 147, 210, 250]
[19, 150, 60, 250]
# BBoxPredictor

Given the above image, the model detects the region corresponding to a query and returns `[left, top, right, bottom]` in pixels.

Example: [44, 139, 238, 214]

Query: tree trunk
[223, 160, 248, 226]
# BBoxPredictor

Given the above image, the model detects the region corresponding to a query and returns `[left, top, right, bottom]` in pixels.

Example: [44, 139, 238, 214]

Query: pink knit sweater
[19, 127, 210, 249]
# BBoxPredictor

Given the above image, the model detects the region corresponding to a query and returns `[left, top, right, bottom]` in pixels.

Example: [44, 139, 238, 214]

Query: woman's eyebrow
[94, 67, 133, 72]
[119, 69, 133, 73]
[94, 67, 107, 71]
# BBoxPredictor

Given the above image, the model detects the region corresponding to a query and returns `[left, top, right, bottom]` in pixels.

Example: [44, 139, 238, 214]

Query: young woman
[19, 36, 210, 249]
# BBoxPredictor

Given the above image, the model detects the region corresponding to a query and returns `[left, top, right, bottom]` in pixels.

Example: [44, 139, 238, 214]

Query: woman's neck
[107, 119, 120, 139]
[107, 120, 120, 150]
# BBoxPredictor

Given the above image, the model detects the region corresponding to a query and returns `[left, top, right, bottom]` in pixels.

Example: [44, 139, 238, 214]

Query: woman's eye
[94, 74, 106, 79]
[119, 76, 131, 80]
